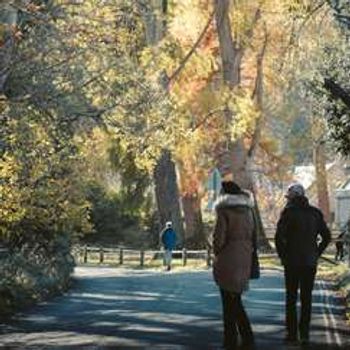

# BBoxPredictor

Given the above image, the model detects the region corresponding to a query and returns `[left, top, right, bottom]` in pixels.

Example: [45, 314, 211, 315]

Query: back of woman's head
[221, 181, 243, 195]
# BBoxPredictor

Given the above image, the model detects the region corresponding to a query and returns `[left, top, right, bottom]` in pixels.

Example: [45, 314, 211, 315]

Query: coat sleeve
[275, 209, 288, 262]
[172, 229, 177, 245]
[213, 209, 227, 256]
[317, 210, 331, 256]
[251, 208, 258, 252]
[250, 207, 260, 279]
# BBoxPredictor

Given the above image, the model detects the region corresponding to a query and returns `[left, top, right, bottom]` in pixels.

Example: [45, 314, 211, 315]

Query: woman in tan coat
[213, 181, 256, 350]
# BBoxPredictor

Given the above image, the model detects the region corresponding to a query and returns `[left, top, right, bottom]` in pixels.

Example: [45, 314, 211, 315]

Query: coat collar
[286, 195, 310, 209]
[214, 192, 254, 210]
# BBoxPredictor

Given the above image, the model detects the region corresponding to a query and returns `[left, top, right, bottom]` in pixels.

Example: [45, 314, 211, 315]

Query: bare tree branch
[191, 108, 225, 131]
[248, 22, 268, 158]
[278, 1, 327, 73]
[166, 10, 215, 86]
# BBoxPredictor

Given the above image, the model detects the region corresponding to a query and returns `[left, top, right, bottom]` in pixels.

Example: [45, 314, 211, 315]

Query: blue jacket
[161, 228, 176, 250]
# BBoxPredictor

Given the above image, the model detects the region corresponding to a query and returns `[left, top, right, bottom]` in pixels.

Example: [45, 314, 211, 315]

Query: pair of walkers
[213, 181, 331, 350]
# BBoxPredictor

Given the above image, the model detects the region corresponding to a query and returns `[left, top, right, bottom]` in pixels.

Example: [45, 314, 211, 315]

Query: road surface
[0, 267, 349, 349]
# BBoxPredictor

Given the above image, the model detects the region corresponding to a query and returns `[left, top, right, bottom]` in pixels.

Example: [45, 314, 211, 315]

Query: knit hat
[285, 183, 305, 198]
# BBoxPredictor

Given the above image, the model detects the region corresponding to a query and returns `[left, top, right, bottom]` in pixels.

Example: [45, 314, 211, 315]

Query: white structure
[206, 168, 222, 211]
[335, 179, 350, 228]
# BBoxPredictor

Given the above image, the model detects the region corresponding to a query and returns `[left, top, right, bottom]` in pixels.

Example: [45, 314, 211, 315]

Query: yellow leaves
[229, 91, 260, 141]
[134, 154, 157, 174]
[0, 153, 18, 176]
[230, 0, 259, 44]
[0, 155, 25, 232]
[172, 56, 214, 103]
[169, 0, 209, 47]
[0, 111, 93, 239]
[0, 23, 7, 45]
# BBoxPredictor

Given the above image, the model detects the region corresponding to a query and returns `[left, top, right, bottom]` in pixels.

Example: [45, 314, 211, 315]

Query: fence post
[119, 248, 123, 265]
[182, 248, 187, 266]
[140, 250, 145, 267]
[206, 248, 211, 268]
[83, 245, 88, 264]
[99, 248, 104, 264]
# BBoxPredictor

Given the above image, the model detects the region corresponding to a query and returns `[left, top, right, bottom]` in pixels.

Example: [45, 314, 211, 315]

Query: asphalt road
[0, 267, 349, 349]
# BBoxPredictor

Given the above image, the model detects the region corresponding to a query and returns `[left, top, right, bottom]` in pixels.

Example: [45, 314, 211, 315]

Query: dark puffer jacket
[275, 196, 331, 267]
[212, 192, 256, 293]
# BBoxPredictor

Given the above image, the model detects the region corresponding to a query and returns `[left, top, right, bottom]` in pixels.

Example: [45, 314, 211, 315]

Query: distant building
[335, 179, 350, 228]
[205, 168, 222, 210]
[295, 159, 350, 227]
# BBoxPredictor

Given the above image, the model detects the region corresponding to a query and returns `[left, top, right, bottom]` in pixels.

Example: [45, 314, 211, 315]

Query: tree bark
[154, 150, 185, 244]
[247, 27, 270, 249]
[0, 2, 18, 95]
[181, 192, 205, 248]
[154, 72, 185, 244]
[214, 0, 270, 249]
[214, 0, 242, 88]
[177, 157, 205, 247]
[313, 141, 331, 222]
[214, 0, 244, 179]
[147, 1, 185, 244]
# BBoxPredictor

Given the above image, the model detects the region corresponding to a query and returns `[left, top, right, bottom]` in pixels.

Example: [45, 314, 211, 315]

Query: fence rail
[73, 230, 350, 268]
[72, 246, 214, 267]
[1, 229, 349, 267]
[72, 245, 302, 267]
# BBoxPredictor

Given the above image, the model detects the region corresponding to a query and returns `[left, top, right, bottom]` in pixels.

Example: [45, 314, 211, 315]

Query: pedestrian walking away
[275, 183, 331, 346]
[160, 221, 176, 271]
[335, 230, 345, 261]
[212, 180, 259, 350]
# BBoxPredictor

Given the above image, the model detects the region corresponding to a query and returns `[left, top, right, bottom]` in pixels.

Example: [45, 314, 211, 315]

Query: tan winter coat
[212, 192, 255, 293]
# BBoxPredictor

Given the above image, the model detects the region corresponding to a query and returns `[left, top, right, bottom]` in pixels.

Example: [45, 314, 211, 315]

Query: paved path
[0, 267, 348, 349]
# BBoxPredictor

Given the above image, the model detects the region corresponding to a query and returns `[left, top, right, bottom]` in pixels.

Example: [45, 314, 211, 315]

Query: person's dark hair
[221, 181, 244, 195]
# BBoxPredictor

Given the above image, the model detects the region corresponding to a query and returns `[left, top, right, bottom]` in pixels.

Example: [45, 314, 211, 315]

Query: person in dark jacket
[160, 221, 176, 271]
[335, 231, 345, 261]
[275, 183, 331, 345]
[213, 181, 257, 350]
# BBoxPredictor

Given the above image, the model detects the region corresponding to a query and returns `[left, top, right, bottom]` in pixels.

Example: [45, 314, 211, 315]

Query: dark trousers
[284, 266, 316, 339]
[220, 289, 254, 347]
[335, 242, 344, 261]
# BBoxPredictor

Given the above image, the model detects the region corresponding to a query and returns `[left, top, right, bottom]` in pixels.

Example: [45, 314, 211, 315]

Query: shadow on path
[0, 268, 348, 349]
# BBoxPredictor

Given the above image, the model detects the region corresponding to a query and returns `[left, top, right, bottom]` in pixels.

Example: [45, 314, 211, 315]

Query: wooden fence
[72, 245, 283, 268]
[73, 230, 350, 268]
[1, 229, 349, 267]
[73, 246, 215, 267]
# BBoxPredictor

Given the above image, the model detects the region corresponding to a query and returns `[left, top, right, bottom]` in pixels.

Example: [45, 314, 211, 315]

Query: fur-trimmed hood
[214, 191, 254, 210]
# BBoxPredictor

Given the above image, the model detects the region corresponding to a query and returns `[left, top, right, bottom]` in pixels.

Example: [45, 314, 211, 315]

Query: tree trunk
[247, 31, 271, 250]
[214, 0, 245, 180]
[314, 141, 331, 222]
[214, 0, 242, 88]
[181, 192, 205, 248]
[154, 149, 185, 244]
[214, 0, 247, 182]
[146, 0, 185, 245]
[0, 2, 18, 95]
[154, 72, 185, 245]
[214, 0, 270, 249]
[177, 157, 205, 247]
